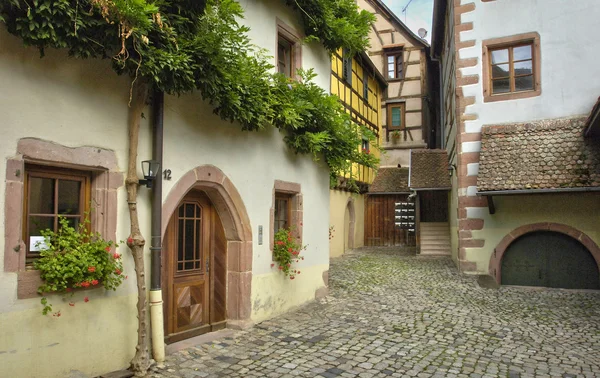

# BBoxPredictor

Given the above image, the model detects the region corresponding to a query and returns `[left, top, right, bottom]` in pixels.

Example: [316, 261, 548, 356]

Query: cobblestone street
[151, 248, 600, 378]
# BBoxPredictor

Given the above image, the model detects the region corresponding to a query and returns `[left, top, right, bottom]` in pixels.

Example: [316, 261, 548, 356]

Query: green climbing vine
[0, 0, 378, 182]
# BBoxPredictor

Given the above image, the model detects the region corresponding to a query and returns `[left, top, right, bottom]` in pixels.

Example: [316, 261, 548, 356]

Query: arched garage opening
[502, 231, 599, 289]
[490, 223, 600, 290]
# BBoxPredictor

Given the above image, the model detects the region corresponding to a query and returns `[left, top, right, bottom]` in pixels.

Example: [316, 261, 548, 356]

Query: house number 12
[163, 169, 172, 180]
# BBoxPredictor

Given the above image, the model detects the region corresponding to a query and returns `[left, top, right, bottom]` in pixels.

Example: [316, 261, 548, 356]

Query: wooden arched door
[163, 190, 227, 343]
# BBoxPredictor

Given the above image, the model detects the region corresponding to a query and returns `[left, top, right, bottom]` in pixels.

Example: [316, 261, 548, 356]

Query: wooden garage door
[365, 194, 416, 247]
[501, 231, 600, 290]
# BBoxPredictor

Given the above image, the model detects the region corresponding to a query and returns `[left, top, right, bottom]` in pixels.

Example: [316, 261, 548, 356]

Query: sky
[382, 0, 434, 43]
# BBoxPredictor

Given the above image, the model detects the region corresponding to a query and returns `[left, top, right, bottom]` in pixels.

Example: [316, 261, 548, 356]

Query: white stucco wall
[453, 0, 600, 273]
[459, 0, 600, 132]
[0, 1, 331, 376]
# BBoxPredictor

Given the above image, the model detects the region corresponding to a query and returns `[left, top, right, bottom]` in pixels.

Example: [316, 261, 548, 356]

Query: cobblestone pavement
[151, 247, 600, 378]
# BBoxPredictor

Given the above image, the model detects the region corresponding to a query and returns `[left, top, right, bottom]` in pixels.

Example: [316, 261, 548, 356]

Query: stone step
[420, 249, 451, 256]
[421, 239, 450, 246]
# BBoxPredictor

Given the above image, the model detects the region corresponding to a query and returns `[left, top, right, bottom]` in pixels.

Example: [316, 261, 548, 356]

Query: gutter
[410, 187, 452, 191]
[150, 90, 166, 364]
[477, 186, 600, 215]
[477, 187, 600, 195]
[368, 191, 411, 195]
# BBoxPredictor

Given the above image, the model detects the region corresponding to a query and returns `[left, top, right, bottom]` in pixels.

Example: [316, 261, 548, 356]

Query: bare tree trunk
[126, 80, 151, 376]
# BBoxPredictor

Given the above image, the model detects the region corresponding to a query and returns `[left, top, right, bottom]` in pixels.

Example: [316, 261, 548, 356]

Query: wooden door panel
[365, 194, 415, 247]
[165, 190, 214, 340]
[174, 280, 208, 333]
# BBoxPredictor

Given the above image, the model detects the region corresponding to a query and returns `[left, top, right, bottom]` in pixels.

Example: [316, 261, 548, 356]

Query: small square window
[387, 103, 405, 130]
[23, 165, 91, 261]
[385, 49, 403, 80]
[276, 19, 302, 80]
[361, 138, 370, 153]
[278, 37, 293, 78]
[482, 32, 541, 102]
[274, 193, 291, 234]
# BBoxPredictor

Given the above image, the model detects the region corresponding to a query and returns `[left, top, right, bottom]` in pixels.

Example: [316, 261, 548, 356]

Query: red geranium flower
[287, 263, 291, 267]
[81, 281, 90, 288]
[91, 279, 99, 286]
[113, 253, 120, 259]
[270, 263, 275, 268]
[69, 302, 75, 307]
[105, 246, 111, 252]
[84, 297, 89, 303]
[87, 266, 96, 273]
[288, 248, 292, 252]
[115, 269, 122, 275]
[278, 266, 282, 270]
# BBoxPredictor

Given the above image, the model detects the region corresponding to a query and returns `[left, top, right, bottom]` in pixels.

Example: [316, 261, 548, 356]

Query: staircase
[419, 222, 451, 256]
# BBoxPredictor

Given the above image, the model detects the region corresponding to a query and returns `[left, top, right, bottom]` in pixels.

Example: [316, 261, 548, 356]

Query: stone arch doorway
[162, 165, 253, 342]
[489, 223, 600, 289]
[344, 197, 355, 251]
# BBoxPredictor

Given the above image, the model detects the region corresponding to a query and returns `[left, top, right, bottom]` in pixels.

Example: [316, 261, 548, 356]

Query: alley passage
[151, 248, 600, 378]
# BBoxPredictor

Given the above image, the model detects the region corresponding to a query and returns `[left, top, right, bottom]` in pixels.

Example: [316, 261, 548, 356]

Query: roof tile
[409, 150, 451, 189]
[478, 117, 600, 192]
[369, 168, 409, 193]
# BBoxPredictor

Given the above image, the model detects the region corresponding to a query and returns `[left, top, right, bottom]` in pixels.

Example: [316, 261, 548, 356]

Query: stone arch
[489, 222, 600, 285]
[162, 165, 252, 327]
[345, 197, 356, 250]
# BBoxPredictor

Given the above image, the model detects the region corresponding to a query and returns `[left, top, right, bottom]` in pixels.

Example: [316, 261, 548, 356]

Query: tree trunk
[126, 80, 151, 376]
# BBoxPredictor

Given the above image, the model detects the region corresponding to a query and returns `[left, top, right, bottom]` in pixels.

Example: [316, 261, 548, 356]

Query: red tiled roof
[369, 168, 410, 193]
[478, 117, 600, 192]
[409, 150, 451, 189]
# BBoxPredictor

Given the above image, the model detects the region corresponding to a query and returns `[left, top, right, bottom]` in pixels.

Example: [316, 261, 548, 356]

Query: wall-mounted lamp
[448, 163, 457, 177]
[139, 160, 160, 188]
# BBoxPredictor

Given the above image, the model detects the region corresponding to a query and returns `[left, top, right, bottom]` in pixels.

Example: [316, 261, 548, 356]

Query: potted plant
[35, 216, 125, 315]
[391, 130, 401, 143]
[271, 228, 306, 280]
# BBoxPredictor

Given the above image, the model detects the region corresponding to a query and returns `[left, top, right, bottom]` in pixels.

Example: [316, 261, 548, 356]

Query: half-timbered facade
[358, 0, 435, 168]
[329, 51, 386, 257]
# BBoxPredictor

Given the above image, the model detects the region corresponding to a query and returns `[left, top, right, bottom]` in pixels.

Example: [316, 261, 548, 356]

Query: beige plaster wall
[329, 190, 365, 258]
[0, 0, 332, 374]
[466, 193, 600, 274]
[0, 26, 143, 378]
[251, 263, 328, 322]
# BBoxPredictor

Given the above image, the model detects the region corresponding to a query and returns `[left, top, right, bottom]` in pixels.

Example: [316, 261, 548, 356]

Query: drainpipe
[150, 89, 166, 364]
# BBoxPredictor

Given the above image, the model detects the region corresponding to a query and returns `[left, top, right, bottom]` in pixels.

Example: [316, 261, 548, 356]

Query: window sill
[17, 269, 103, 299]
[387, 78, 404, 83]
[17, 270, 43, 299]
[483, 88, 541, 103]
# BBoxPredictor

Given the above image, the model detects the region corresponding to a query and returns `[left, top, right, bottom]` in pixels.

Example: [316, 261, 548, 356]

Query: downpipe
[150, 90, 165, 365]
